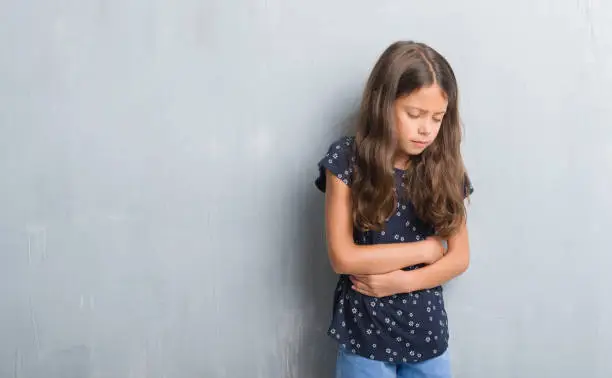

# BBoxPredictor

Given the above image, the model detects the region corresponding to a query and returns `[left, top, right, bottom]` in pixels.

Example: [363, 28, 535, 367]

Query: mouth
[411, 140, 430, 147]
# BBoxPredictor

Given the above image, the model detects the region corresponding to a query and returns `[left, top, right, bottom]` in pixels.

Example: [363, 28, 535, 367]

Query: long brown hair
[352, 41, 469, 238]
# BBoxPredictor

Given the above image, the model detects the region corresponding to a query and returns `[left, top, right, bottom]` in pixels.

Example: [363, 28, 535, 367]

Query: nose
[418, 121, 433, 136]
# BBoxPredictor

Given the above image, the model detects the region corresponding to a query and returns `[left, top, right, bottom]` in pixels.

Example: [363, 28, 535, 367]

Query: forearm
[401, 247, 469, 291]
[329, 241, 431, 275]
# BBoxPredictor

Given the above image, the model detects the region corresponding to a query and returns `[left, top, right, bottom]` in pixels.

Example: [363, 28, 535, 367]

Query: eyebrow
[406, 106, 446, 115]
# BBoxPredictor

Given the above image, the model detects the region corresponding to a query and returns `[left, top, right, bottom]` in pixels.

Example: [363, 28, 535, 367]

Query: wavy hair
[351, 41, 469, 238]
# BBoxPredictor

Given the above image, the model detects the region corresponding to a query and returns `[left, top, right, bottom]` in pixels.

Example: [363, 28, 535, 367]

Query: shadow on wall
[290, 110, 358, 378]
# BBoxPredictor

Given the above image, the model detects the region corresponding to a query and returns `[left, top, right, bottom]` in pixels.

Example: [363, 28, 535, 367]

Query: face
[393, 84, 448, 166]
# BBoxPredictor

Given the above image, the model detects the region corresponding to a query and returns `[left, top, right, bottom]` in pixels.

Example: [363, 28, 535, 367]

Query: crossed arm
[324, 170, 470, 297]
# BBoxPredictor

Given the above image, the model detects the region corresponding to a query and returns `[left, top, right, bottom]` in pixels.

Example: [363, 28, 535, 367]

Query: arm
[350, 219, 470, 297]
[404, 218, 470, 291]
[324, 170, 443, 275]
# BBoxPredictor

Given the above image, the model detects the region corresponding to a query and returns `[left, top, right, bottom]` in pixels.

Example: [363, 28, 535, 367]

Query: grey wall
[1, 1, 611, 377]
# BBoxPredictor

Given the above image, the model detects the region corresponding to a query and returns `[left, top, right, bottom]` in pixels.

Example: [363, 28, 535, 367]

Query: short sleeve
[314, 136, 355, 193]
[463, 173, 474, 198]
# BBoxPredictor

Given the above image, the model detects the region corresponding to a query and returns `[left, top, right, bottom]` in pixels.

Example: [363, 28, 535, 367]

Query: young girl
[315, 41, 474, 378]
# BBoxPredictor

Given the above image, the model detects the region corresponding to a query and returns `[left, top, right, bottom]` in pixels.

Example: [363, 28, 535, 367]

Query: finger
[350, 279, 371, 293]
[352, 285, 376, 297]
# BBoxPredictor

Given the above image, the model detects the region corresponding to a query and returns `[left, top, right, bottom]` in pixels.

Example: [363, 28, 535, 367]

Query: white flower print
[386, 348, 391, 354]
[425, 337, 431, 343]
[330, 329, 336, 334]
[397, 310, 403, 316]
[370, 301, 376, 307]
[396, 337, 402, 342]
[370, 355, 375, 359]
[352, 308, 357, 314]
[394, 234, 399, 240]
[350, 339, 356, 345]
[366, 329, 372, 335]
[372, 344, 377, 348]
[385, 318, 390, 324]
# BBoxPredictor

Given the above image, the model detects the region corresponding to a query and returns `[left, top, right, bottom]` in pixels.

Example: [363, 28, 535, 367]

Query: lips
[411, 140, 429, 147]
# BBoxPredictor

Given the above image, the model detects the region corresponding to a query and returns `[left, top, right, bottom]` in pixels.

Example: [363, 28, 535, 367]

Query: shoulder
[325, 136, 356, 161]
[315, 136, 356, 192]
[463, 172, 474, 198]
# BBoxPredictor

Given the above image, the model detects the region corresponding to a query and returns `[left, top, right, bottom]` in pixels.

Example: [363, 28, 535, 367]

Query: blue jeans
[336, 348, 453, 378]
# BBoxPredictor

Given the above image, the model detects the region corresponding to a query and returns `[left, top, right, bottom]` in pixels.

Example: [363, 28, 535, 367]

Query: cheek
[431, 124, 442, 139]
[395, 115, 419, 139]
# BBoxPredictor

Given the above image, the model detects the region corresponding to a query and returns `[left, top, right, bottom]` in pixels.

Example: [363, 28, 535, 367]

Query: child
[315, 41, 474, 378]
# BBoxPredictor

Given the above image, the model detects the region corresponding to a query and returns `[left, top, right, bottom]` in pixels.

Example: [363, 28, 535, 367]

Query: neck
[393, 154, 411, 170]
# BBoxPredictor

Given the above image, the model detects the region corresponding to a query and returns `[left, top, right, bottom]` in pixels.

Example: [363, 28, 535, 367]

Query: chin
[406, 147, 426, 156]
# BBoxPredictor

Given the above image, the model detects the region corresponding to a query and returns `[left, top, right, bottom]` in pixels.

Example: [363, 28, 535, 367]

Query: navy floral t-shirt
[315, 136, 473, 364]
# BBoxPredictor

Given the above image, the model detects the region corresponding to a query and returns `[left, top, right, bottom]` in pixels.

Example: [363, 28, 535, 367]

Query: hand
[349, 270, 410, 298]
[422, 237, 446, 264]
